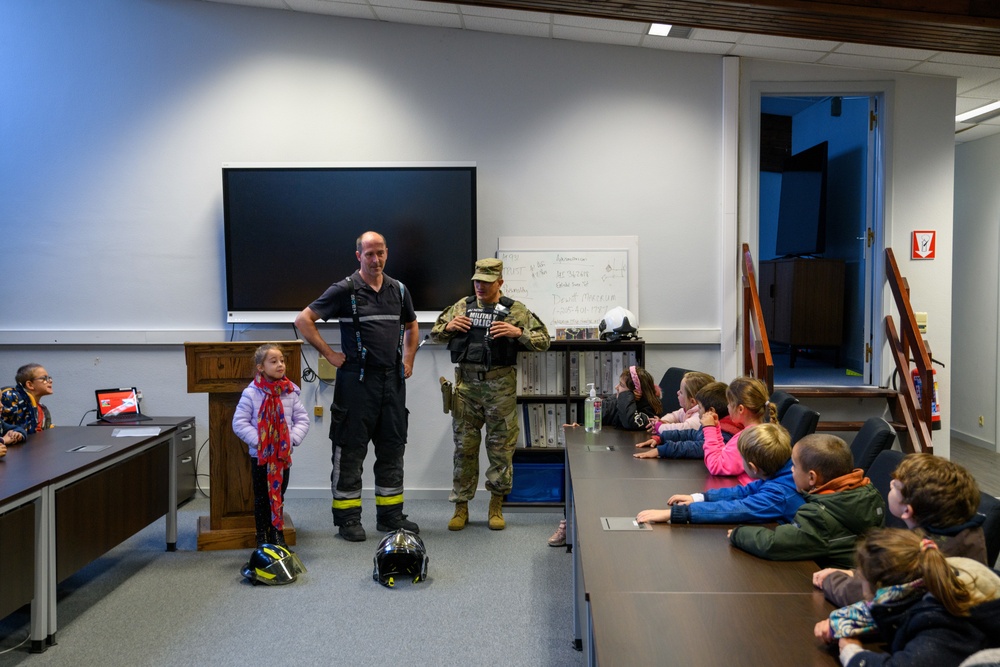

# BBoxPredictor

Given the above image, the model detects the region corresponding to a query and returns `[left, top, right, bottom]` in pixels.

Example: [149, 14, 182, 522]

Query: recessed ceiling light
[956, 100, 1000, 123]
[648, 23, 672, 37]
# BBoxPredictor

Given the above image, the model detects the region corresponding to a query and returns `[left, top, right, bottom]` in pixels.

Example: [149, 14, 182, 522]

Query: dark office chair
[849, 417, 896, 474]
[978, 492, 1000, 568]
[779, 403, 819, 445]
[769, 389, 799, 422]
[866, 449, 907, 529]
[657, 367, 692, 414]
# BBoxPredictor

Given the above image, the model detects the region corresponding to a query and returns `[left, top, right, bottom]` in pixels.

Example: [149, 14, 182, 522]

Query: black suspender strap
[346, 277, 367, 382]
[397, 282, 407, 379]
[347, 277, 408, 381]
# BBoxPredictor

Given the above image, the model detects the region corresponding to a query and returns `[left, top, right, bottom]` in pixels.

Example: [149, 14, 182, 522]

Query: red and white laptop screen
[95, 387, 143, 419]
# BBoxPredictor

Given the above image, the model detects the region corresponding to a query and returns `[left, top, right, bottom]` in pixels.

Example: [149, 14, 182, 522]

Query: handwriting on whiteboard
[498, 250, 629, 330]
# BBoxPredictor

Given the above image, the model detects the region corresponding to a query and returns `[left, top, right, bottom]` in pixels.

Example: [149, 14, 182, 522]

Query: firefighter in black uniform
[295, 231, 420, 542]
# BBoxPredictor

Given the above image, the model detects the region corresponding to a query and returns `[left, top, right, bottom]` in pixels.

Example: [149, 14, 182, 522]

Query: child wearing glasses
[0, 363, 54, 436]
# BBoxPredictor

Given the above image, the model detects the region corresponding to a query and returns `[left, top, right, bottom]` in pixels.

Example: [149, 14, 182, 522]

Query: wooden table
[564, 427, 839, 666]
[0, 424, 184, 651]
[589, 591, 838, 667]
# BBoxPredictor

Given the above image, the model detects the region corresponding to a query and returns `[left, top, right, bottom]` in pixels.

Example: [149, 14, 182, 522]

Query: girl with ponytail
[815, 527, 1000, 667]
[701, 376, 775, 484]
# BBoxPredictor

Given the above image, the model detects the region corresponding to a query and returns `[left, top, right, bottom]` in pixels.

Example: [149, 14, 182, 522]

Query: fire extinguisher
[912, 368, 941, 431]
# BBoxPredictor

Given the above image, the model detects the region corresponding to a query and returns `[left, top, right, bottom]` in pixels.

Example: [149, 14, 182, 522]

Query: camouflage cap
[472, 258, 503, 282]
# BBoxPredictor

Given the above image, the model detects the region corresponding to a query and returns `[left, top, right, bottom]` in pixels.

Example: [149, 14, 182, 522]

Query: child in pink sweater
[644, 371, 714, 436]
[701, 377, 777, 484]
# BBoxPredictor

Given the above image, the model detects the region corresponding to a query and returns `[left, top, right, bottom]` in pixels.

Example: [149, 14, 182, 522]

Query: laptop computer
[95, 387, 152, 423]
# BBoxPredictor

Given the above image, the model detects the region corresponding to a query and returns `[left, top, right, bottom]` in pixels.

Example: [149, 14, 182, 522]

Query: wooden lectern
[184, 341, 303, 550]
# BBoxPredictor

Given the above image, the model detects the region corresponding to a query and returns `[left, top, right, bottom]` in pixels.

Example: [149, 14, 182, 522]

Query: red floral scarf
[254, 372, 294, 530]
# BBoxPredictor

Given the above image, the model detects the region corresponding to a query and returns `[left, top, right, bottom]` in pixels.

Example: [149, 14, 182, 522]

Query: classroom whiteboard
[498, 236, 639, 333]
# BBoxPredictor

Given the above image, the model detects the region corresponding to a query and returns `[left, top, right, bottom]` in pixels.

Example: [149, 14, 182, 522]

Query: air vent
[670, 26, 693, 39]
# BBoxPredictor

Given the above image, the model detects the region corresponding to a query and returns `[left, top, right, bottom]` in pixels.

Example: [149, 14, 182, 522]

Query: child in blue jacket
[633, 381, 737, 460]
[635, 423, 803, 525]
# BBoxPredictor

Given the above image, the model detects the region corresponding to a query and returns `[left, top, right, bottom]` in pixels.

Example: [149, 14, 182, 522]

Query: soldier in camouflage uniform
[430, 258, 550, 531]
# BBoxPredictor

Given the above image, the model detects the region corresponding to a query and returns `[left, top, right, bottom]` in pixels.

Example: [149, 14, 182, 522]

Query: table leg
[166, 434, 178, 551]
[45, 485, 57, 647]
[28, 491, 48, 652]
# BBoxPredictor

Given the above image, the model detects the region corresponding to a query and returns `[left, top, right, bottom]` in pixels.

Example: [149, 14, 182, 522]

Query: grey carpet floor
[0, 497, 582, 667]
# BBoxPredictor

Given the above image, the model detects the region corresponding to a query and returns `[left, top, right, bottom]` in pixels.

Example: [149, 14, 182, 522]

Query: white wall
[1, 0, 961, 496]
[1, 0, 724, 336]
[953, 133, 1000, 452]
[1, 0, 724, 497]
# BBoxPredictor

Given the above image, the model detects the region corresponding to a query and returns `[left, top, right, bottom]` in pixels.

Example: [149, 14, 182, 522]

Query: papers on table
[111, 427, 162, 437]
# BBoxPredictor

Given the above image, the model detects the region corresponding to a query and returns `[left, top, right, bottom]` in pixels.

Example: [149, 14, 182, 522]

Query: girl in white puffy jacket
[233, 344, 310, 548]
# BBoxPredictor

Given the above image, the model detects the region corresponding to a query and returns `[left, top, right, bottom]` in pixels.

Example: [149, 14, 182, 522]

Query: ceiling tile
[729, 44, 826, 63]
[643, 36, 734, 54]
[957, 96, 997, 113]
[371, 6, 462, 26]
[739, 33, 839, 52]
[463, 15, 551, 37]
[910, 62, 1000, 90]
[688, 28, 741, 43]
[551, 14, 647, 33]
[931, 52, 1000, 68]
[551, 25, 643, 46]
[956, 78, 1000, 100]
[205, 0, 289, 7]
[819, 52, 920, 71]
[458, 4, 548, 22]
[285, 0, 375, 18]
[833, 43, 938, 61]
[371, 0, 455, 9]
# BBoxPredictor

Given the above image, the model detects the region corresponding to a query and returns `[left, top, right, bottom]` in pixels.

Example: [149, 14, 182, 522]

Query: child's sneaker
[548, 519, 567, 547]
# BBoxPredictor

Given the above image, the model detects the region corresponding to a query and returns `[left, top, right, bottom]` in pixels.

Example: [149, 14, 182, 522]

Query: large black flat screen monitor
[775, 142, 827, 257]
[223, 163, 477, 323]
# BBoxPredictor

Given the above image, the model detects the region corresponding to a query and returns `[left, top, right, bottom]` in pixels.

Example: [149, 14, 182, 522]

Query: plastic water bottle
[585, 383, 602, 433]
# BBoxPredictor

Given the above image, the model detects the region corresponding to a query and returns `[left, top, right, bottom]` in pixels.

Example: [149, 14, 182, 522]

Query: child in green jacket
[728, 433, 885, 568]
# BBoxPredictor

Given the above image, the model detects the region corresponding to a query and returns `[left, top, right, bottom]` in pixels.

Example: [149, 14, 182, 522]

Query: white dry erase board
[497, 236, 639, 333]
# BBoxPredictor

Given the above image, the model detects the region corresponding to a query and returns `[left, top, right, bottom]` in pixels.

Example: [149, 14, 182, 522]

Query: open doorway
[758, 94, 883, 387]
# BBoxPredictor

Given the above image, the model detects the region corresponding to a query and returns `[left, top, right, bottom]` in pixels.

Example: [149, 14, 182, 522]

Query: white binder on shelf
[554, 351, 565, 395]
[545, 403, 557, 447]
[569, 351, 580, 396]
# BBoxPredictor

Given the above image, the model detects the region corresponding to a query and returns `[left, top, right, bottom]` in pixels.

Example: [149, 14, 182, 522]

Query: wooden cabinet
[759, 258, 844, 367]
[173, 418, 197, 506]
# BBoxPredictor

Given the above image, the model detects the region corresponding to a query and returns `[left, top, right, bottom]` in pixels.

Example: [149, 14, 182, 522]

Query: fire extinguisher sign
[912, 231, 936, 259]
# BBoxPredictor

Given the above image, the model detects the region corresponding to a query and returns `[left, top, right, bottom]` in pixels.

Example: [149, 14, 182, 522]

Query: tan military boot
[448, 501, 468, 531]
[488, 494, 505, 530]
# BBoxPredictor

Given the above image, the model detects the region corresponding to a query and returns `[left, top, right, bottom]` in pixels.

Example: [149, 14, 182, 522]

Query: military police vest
[448, 295, 520, 368]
